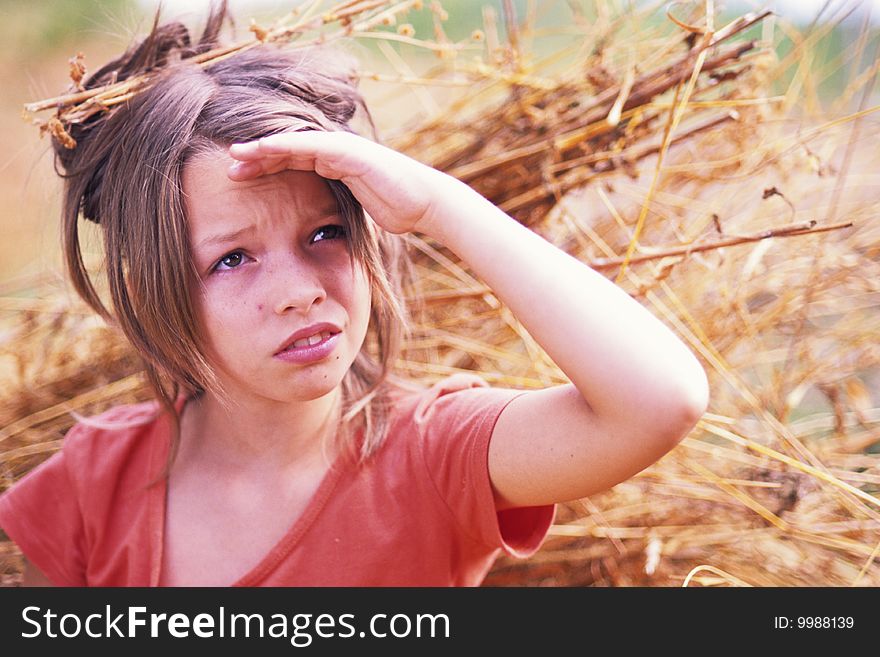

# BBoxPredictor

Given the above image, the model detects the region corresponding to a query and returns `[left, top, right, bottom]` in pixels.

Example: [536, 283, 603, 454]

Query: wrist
[413, 173, 500, 245]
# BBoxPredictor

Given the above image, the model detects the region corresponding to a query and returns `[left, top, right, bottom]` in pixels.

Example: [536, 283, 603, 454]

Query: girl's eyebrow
[195, 205, 340, 251]
[196, 225, 256, 251]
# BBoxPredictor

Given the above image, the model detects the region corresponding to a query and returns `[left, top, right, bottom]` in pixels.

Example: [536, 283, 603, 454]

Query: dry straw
[3, 0, 879, 586]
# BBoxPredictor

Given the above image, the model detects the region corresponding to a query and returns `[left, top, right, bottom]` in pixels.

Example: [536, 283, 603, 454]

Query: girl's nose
[272, 265, 328, 316]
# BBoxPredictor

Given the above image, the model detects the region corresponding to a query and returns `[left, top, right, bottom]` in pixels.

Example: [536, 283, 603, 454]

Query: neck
[180, 386, 343, 471]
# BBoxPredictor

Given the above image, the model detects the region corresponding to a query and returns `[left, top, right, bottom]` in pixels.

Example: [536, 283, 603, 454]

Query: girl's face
[183, 151, 371, 406]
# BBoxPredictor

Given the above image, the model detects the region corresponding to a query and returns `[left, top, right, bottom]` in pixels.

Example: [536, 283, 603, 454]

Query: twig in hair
[22, 0, 424, 138]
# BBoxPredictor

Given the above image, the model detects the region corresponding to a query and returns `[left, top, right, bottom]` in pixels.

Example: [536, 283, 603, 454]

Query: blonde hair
[52, 3, 416, 467]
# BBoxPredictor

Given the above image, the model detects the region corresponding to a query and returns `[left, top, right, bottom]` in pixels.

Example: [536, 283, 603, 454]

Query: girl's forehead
[182, 151, 337, 230]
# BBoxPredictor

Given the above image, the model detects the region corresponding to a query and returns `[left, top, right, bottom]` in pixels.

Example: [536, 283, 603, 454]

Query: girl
[0, 4, 708, 586]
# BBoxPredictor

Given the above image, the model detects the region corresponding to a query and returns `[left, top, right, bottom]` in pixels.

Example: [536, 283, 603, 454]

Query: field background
[1, 0, 879, 586]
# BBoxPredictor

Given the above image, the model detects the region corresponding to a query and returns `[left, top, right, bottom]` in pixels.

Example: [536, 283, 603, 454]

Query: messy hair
[52, 3, 414, 466]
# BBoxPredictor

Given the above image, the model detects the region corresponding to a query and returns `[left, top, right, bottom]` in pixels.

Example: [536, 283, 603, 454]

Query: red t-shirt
[0, 375, 555, 586]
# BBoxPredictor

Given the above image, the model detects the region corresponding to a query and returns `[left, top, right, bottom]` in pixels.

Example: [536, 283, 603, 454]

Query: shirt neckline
[147, 395, 356, 587]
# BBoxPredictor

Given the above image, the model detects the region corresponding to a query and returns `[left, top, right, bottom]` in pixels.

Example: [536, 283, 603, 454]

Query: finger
[227, 159, 265, 181]
[230, 131, 369, 182]
[227, 154, 322, 181]
[229, 133, 325, 162]
[228, 141, 263, 161]
[254, 131, 349, 159]
[227, 156, 289, 180]
[228, 138, 316, 161]
[276, 156, 319, 171]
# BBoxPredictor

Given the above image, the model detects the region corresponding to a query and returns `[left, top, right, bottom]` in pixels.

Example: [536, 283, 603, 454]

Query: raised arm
[228, 131, 709, 509]
[416, 173, 708, 508]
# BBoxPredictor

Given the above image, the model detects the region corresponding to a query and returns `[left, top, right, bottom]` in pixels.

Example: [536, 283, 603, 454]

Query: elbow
[623, 372, 709, 463]
[668, 367, 710, 445]
[642, 362, 709, 453]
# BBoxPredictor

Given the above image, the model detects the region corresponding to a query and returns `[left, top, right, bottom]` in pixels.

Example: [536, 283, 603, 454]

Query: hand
[227, 130, 451, 235]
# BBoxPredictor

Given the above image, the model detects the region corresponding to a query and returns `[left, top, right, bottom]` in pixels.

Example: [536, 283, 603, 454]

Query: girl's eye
[213, 251, 248, 272]
[311, 225, 346, 243]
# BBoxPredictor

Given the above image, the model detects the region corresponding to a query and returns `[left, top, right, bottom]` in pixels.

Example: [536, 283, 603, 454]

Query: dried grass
[3, 0, 879, 587]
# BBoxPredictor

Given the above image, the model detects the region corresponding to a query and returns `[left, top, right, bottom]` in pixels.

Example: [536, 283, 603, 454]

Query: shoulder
[60, 399, 171, 488]
[63, 399, 163, 448]
[368, 374, 518, 453]
[380, 373, 525, 462]
[407, 373, 525, 434]
[380, 374, 551, 554]
[0, 399, 171, 586]
[348, 375, 526, 468]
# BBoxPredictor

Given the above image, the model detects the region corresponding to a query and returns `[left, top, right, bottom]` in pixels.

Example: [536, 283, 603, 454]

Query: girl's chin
[212, 358, 352, 403]
[256, 377, 344, 403]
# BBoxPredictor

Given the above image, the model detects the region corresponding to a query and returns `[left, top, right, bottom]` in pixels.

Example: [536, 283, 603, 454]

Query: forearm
[419, 175, 709, 427]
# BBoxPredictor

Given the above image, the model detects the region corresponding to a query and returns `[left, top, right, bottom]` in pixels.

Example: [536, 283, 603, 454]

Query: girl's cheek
[203, 269, 254, 296]
[201, 278, 253, 317]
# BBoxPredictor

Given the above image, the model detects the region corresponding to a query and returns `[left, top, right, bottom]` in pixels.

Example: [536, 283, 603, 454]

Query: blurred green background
[1, 0, 877, 286]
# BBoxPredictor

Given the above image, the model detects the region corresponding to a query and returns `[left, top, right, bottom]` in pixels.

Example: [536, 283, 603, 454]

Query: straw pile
[2, 0, 879, 586]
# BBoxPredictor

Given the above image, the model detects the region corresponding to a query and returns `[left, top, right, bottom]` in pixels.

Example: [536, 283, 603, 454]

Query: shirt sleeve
[0, 426, 87, 586]
[415, 374, 556, 558]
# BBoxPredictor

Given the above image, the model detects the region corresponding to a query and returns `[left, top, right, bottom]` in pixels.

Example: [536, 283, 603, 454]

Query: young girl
[0, 4, 709, 586]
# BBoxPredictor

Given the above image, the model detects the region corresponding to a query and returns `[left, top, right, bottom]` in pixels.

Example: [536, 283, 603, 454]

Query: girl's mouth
[274, 331, 341, 364]
[285, 330, 336, 351]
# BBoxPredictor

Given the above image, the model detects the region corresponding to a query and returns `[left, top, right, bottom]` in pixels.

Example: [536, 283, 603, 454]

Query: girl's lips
[273, 331, 341, 365]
